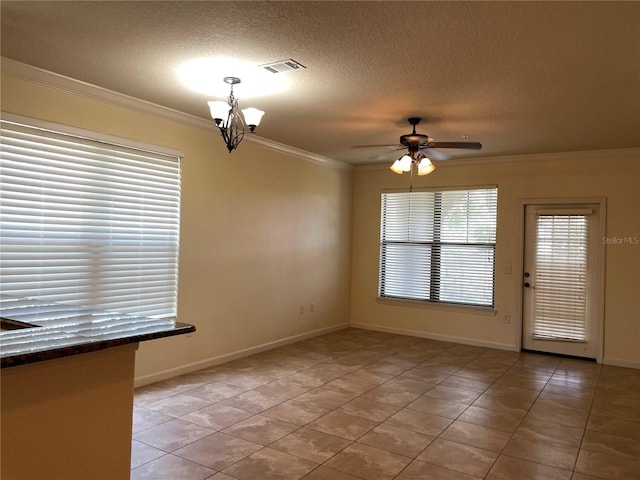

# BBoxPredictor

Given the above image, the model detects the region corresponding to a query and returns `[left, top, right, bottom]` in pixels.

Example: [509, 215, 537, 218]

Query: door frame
[515, 197, 607, 363]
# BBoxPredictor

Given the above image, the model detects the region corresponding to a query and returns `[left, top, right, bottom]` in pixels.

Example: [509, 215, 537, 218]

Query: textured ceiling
[1, 1, 639, 165]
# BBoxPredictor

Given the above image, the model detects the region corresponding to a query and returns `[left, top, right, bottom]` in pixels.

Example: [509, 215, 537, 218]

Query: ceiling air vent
[260, 59, 306, 74]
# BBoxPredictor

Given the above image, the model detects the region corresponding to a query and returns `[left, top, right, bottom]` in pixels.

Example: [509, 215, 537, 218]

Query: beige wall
[1, 74, 353, 383]
[351, 151, 640, 367]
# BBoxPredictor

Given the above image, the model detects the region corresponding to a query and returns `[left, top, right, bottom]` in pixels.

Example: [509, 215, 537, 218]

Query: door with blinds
[522, 204, 601, 359]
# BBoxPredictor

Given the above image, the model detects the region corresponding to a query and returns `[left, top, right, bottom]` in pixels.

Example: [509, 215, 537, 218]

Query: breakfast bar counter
[1, 295, 195, 368]
[0, 295, 195, 480]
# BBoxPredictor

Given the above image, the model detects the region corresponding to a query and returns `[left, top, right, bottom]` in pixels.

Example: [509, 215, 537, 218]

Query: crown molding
[1, 57, 351, 171]
[245, 134, 352, 170]
[440, 147, 640, 166]
[356, 147, 640, 171]
[1, 57, 211, 129]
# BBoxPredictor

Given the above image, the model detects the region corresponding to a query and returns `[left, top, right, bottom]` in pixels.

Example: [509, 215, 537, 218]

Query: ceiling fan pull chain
[409, 165, 414, 192]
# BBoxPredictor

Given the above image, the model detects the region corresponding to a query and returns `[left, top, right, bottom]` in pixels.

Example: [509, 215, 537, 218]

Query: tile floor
[131, 328, 640, 480]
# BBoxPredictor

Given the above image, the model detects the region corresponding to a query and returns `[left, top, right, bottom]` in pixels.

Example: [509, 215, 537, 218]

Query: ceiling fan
[360, 117, 482, 176]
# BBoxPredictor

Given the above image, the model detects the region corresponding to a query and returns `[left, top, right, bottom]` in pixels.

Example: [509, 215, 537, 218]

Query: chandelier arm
[228, 128, 245, 152]
[219, 87, 248, 153]
[219, 124, 246, 153]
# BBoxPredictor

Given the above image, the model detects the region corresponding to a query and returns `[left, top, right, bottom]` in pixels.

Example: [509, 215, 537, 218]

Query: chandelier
[208, 77, 265, 153]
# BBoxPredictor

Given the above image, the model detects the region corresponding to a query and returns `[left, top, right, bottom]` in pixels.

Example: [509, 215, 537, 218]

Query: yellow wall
[351, 152, 640, 367]
[1, 74, 353, 382]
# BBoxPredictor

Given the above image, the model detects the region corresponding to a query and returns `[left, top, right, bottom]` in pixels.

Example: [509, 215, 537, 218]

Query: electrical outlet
[299, 305, 305, 315]
[503, 314, 511, 324]
[310, 303, 315, 313]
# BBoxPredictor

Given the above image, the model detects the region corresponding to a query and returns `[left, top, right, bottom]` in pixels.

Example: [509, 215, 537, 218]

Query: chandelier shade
[208, 101, 232, 125]
[241, 108, 265, 131]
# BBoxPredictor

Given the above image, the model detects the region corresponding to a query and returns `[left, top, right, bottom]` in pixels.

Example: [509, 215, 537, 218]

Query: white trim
[434, 148, 640, 167]
[350, 322, 517, 352]
[134, 323, 350, 387]
[133, 319, 639, 387]
[602, 358, 640, 370]
[245, 134, 352, 171]
[1, 57, 210, 130]
[376, 297, 497, 316]
[1, 57, 350, 171]
[356, 147, 640, 171]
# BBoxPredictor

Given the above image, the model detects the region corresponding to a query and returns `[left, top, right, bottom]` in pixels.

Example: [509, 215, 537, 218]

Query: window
[379, 187, 497, 308]
[0, 117, 181, 318]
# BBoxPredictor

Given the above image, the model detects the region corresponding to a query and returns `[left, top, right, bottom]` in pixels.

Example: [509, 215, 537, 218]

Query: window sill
[376, 297, 497, 316]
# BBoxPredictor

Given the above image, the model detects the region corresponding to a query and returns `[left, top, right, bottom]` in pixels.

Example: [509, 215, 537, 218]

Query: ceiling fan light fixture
[386, 117, 483, 177]
[416, 155, 435, 176]
[390, 154, 413, 174]
[389, 160, 404, 174]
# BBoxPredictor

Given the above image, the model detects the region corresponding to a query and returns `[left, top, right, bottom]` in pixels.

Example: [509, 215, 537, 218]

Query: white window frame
[378, 186, 498, 313]
[0, 113, 183, 319]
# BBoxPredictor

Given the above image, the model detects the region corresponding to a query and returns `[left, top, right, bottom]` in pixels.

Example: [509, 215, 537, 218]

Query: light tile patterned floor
[131, 328, 640, 480]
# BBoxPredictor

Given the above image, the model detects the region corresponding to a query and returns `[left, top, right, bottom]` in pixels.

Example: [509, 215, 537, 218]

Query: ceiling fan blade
[352, 144, 402, 149]
[426, 142, 482, 150]
[419, 148, 450, 161]
[369, 146, 406, 160]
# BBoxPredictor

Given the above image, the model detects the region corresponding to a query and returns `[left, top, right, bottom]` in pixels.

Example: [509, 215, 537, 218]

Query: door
[522, 204, 601, 359]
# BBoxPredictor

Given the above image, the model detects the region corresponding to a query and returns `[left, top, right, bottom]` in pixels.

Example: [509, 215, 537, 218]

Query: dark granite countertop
[0, 295, 195, 368]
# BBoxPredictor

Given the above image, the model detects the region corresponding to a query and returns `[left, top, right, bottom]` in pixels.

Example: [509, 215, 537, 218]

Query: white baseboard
[352, 323, 639, 369]
[134, 323, 350, 387]
[350, 322, 518, 352]
[135, 320, 638, 388]
[602, 357, 640, 370]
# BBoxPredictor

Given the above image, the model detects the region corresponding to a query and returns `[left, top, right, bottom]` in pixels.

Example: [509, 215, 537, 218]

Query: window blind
[379, 187, 497, 307]
[0, 119, 181, 318]
[532, 214, 588, 341]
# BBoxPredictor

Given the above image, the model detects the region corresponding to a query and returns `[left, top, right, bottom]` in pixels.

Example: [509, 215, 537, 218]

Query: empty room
[0, 2, 638, 480]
